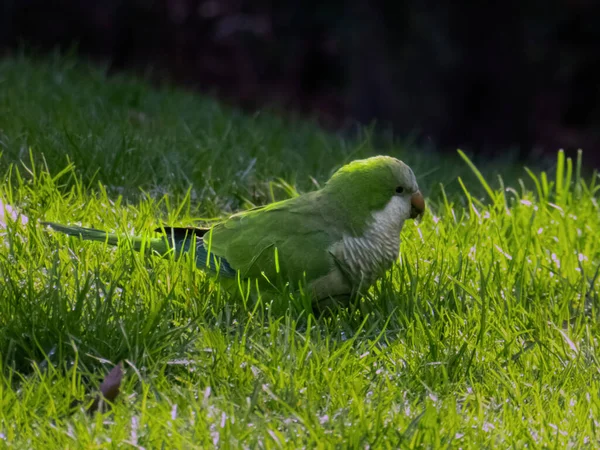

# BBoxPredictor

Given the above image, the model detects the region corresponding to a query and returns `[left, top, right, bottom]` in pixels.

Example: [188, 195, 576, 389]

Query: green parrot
[43, 155, 425, 307]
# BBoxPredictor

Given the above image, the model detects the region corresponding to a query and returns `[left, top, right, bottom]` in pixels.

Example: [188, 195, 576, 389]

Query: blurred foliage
[1, 0, 599, 164]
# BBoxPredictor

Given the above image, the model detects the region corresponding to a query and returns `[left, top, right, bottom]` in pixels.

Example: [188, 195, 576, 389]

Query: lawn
[1, 55, 599, 448]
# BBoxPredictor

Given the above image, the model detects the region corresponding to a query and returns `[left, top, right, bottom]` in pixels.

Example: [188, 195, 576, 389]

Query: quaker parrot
[43, 156, 425, 307]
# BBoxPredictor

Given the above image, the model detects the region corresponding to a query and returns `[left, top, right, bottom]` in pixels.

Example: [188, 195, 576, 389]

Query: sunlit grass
[1, 56, 600, 447]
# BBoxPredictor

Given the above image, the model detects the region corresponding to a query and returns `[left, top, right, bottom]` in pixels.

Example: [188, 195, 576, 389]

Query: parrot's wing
[153, 226, 236, 277]
[153, 226, 210, 238]
[207, 191, 344, 287]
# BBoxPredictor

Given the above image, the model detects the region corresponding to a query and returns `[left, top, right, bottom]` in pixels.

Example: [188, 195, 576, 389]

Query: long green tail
[42, 222, 236, 276]
[42, 222, 171, 255]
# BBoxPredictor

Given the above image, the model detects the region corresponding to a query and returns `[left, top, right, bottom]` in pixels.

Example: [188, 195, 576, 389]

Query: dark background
[2, 0, 599, 165]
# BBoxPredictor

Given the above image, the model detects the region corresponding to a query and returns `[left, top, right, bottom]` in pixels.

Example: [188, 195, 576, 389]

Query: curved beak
[410, 191, 425, 219]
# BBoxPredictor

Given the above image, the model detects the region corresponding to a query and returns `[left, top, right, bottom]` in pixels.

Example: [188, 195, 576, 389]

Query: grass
[1, 54, 600, 448]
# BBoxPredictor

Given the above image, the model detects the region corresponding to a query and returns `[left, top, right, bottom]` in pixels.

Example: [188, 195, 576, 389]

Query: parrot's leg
[314, 294, 353, 315]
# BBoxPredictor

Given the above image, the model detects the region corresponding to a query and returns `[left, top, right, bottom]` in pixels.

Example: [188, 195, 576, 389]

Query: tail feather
[41, 222, 170, 255]
[42, 222, 236, 277]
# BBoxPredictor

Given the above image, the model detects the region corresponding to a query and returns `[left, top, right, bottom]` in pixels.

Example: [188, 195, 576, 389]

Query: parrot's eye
[395, 186, 405, 194]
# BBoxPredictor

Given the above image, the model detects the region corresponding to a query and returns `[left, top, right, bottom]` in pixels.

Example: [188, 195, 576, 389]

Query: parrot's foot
[314, 294, 353, 315]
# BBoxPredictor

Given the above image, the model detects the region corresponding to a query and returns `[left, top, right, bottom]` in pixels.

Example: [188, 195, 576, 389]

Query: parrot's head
[325, 155, 425, 232]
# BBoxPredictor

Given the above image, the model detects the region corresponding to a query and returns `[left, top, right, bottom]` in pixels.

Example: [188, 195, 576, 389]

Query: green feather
[41, 222, 167, 252]
[42, 222, 236, 276]
[208, 190, 342, 287]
